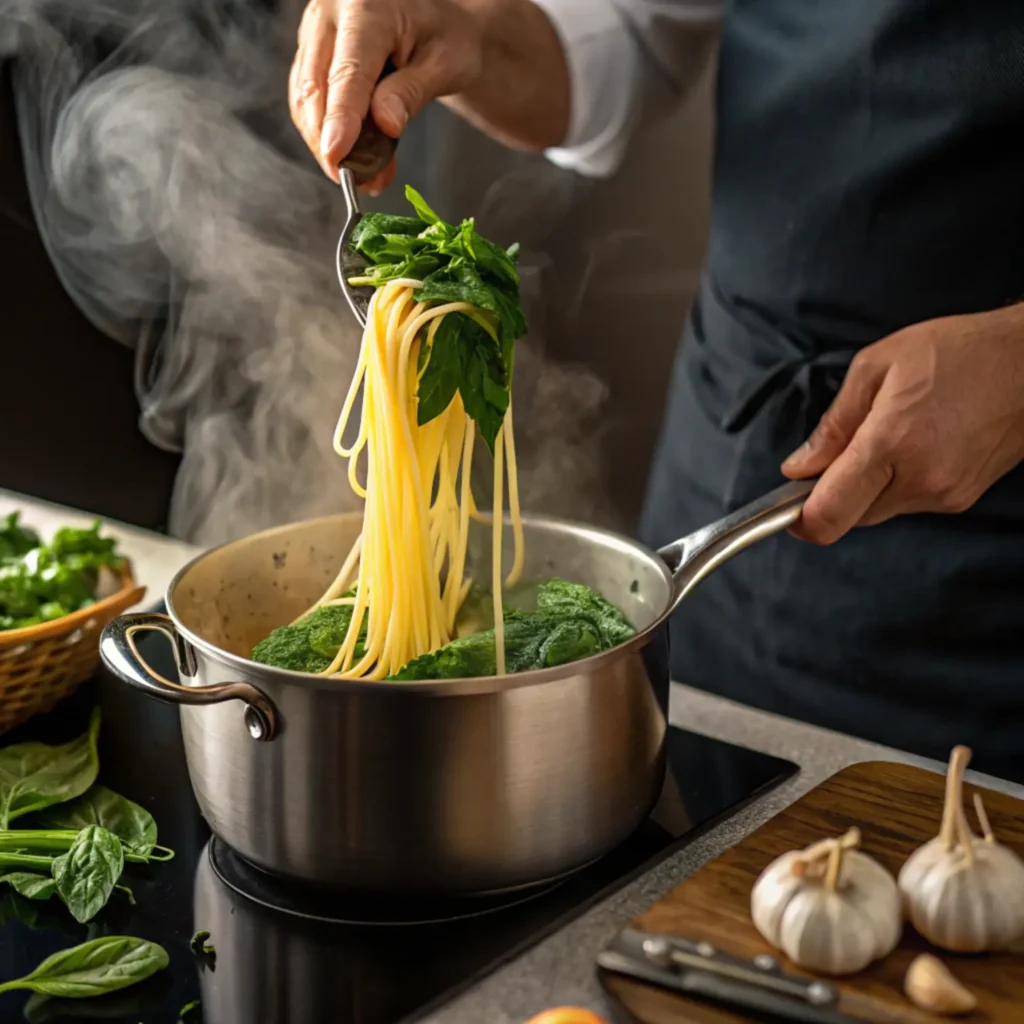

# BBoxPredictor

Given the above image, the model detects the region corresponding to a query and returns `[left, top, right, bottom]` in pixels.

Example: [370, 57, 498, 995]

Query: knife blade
[597, 930, 940, 1024]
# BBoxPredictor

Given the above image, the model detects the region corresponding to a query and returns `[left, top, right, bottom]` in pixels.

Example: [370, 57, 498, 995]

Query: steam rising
[2, 0, 610, 545]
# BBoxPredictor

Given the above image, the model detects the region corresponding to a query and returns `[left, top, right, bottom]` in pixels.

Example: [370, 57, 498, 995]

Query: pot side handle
[100, 612, 278, 742]
[657, 479, 815, 615]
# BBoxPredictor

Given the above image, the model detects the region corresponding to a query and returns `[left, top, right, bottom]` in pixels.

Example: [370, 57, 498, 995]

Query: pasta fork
[335, 62, 399, 328]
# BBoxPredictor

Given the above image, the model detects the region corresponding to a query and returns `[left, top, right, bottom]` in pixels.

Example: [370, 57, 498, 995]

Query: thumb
[782, 354, 888, 478]
[369, 48, 455, 136]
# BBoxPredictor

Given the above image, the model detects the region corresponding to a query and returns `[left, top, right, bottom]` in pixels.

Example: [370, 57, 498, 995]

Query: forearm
[445, 0, 571, 153]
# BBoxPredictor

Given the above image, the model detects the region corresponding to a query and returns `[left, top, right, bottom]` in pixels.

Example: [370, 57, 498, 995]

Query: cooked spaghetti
[299, 276, 524, 678]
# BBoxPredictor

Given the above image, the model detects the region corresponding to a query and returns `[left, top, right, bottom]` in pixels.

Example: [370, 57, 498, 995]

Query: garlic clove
[904, 954, 977, 1016]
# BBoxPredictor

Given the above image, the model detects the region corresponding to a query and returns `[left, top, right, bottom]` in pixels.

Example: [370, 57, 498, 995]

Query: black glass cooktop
[0, 631, 797, 1024]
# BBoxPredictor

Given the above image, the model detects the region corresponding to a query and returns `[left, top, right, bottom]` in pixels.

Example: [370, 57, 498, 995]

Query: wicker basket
[0, 563, 145, 736]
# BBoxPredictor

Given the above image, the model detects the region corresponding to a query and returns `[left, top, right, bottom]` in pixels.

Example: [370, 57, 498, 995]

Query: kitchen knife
[597, 929, 941, 1024]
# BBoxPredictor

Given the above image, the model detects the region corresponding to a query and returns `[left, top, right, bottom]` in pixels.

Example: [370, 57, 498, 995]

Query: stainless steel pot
[100, 479, 812, 892]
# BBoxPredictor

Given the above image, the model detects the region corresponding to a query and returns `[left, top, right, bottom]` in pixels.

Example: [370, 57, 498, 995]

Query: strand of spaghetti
[492, 423, 506, 676]
[445, 415, 475, 630]
[503, 398, 525, 588]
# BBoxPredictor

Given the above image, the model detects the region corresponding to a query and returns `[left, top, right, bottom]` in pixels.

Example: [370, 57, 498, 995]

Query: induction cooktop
[0, 632, 797, 1024]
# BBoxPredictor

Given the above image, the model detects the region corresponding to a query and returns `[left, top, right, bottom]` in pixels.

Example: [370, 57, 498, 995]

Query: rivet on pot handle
[100, 612, 278, 742]
[657, 478, 816, 615]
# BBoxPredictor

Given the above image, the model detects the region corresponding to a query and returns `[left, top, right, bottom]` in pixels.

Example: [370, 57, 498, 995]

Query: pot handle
[100, 612, 278, 742]
[657, 479, 815, 615]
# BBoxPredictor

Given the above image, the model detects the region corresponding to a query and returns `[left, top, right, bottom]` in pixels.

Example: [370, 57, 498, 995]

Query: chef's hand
[781, 305, 1024, 544]
[288, 0, 569, 189]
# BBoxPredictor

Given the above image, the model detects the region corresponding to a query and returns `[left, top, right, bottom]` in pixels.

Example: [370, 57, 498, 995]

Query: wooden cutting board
[600, 761, 1024, 1023]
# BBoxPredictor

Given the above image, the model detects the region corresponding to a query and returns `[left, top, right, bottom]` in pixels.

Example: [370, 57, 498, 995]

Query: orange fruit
[523, 1009, 610, 1024]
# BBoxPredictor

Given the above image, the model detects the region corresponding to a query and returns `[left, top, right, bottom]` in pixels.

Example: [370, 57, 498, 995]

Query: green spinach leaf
[403, 185, 441, 225]
[0, 710, 101, 828]
[345, 186, 527, 447]
[387, 579, 636, 680]
[0, 872, 56, 901]
[0, 936, 168, 998]
[252, 603, 366, 674]
[52, 826, 124, 924]
[33, 786, 157, 857]
[190, 929, 216, 972]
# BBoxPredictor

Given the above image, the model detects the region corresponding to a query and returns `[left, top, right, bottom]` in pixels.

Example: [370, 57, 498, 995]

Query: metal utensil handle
[100, 612, 278, 742]
[339, 57, 399, 185]
[658, 478, 816, 614]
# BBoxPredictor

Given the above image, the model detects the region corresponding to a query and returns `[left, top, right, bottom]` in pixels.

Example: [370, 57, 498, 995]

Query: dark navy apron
[640, 0, 1024, 782]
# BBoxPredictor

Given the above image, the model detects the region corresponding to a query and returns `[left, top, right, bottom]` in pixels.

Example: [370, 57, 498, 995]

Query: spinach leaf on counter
[347, 185, 526, 452]
[0, 516, 123, 631]
[0, 873, 57, 901]
[251, 602, 366, 674]
[33, 786, 158, 858]
[0, 709, 101, 828]
[52, 826, 124, 925]
[0, 936, 169, 999]
[190, 930, 216, 972]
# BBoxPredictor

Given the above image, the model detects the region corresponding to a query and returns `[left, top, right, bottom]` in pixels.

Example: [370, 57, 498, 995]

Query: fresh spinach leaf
[417, 314, 508, 452]
[179, 999, 202, 1022]
[0, 936, 168, 998]
[190, 930, 216, 972]
[0, 872, 56, 901]
[0, 513, 40, 560]
[34, 786, 157, 857]
[0, 710, 101, 828]
[350, 212, 424, 251]
[346, 186, 527, 445]
[403, 185, 441, 225]
[52, 826, 124, 924]
[0, 520, 123, 632]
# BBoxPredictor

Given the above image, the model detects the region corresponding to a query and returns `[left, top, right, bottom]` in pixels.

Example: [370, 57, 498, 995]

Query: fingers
[290, 2, 336, 179]
[321, 1, 396, 175]
[369, 43, 455, 135]
[782, 351, 889, 479]
[791, 424, 896, 544]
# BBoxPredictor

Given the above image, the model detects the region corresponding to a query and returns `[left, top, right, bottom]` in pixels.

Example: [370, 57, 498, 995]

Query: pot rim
[164, 511, 674, 696]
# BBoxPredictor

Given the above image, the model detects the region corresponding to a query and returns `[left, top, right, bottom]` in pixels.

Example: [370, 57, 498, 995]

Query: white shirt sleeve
[529, 0, 725, 178]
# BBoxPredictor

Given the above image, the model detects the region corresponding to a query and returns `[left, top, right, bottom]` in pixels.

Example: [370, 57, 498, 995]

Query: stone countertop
[4, 490, 1021, 1024]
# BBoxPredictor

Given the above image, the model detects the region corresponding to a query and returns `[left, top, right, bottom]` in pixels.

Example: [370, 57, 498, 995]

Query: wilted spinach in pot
[252, 579, 636, 679]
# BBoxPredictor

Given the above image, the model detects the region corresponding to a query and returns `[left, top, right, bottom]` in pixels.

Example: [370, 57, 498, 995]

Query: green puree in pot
[250, 579, 636, 678]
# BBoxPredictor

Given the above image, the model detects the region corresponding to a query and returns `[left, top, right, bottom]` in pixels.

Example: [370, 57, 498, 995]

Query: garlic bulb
[904, 954, 977, 1016]
[898, 745, 1024, 952]
[751, 827, 902, 975]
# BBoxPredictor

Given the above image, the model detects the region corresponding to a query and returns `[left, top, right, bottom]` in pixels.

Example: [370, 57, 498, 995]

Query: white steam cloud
[1, 0, 611, 545]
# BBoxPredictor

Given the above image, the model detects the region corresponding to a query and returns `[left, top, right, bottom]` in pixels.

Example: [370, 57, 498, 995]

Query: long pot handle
[657, 478, 816, 615]
[100, 612, 278, 742]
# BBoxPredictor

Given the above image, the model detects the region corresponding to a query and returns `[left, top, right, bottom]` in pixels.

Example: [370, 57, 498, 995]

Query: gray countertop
[427, 686, 1024, 1024]
[4, 490, 1020, 1024]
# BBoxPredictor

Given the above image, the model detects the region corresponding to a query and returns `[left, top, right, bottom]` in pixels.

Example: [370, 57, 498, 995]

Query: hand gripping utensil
[335, 59, 399, 328]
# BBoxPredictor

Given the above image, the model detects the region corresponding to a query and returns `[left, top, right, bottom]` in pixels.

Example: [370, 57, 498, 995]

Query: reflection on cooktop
[0, 633, 796, 1024]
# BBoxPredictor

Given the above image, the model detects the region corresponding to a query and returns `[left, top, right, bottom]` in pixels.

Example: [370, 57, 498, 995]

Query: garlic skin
[904, 954, 977, 1016]
[751, 828, 902, 975]
[899, 746, 1024, 952]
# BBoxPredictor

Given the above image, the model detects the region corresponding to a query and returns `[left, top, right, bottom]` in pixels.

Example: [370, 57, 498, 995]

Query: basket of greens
[0, 513, 144, 734]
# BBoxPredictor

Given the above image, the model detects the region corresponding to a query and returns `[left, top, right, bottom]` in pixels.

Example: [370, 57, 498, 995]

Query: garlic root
[904, 954, 976, 1016]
